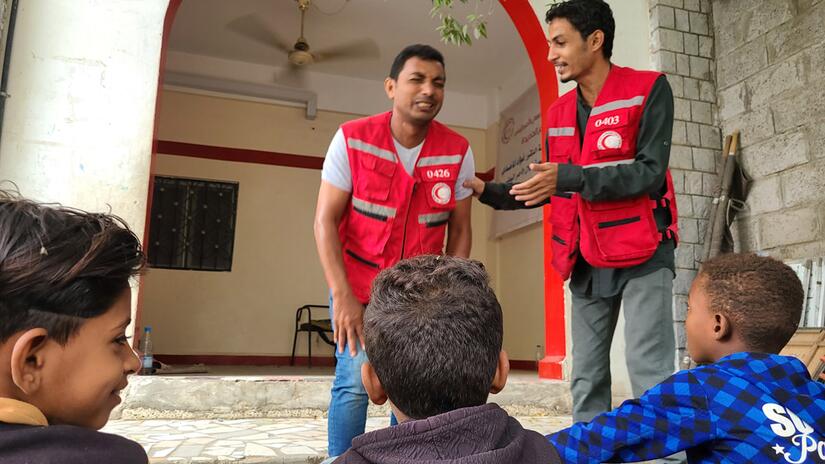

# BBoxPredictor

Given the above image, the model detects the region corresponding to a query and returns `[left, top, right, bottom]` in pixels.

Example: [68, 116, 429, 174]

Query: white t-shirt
[321, 128, 476, 201]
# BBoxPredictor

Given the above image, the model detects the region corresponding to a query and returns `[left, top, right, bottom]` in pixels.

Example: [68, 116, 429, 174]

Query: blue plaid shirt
[548, 353, 825, 463]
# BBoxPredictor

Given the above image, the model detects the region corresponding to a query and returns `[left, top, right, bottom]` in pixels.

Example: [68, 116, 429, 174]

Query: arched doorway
[142, 0, 565, 379]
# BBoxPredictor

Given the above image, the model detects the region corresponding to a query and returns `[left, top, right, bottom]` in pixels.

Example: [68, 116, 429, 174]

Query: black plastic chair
[290, 304, 335, 367]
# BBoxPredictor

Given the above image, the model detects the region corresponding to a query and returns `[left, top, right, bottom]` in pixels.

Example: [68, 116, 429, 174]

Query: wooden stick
[702, 134, 733, 263]
[708, 131, 740, 260]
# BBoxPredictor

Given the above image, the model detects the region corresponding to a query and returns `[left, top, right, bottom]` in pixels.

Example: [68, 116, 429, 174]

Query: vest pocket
[348, 198, 394, 256]
[417, 211, 450, 254]
[584, 197, 659, 262]
[345, 248, 379, 268]
[548, 194, 579, 280]
[548, 136, 575, 163]
[421, 181, 456, 210]
[342, 244, 383, 303]
[356, 154, 397, 201]
[549, 193, 577, 231]
[549, 220, 579, 281]
[598, 216, 641, 229]
[588, 108, 634, 160]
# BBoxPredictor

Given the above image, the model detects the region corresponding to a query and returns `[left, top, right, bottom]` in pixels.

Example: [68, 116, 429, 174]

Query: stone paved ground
[103, 415, 573, 463]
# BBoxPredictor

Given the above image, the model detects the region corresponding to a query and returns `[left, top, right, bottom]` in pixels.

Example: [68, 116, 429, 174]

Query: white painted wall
[0, 0, 171, 332]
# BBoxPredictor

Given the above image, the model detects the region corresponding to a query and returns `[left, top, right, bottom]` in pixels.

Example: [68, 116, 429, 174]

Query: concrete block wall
[713, 0, 825, 260]
[649, 0, 721, 364]
[0, 0, 9, 58]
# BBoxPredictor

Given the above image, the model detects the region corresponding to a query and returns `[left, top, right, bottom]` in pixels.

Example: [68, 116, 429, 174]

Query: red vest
[546, 66, 679, 280]
[339, 111, 469, 303]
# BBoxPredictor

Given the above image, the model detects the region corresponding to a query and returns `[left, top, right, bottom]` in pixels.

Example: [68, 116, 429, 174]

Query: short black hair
[0, 190, 145, 344]
[388, 44, 445, 80]
[364, 255, 502, 420]
[546, 0, 615, 60]
[699, 253, 803, 353]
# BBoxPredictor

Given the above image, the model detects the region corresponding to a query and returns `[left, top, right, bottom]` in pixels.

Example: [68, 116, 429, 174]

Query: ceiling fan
[227, 0, 379, 69]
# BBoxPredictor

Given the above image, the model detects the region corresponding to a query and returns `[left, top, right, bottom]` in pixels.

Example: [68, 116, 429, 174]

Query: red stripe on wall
[156, 140, 325, 170]
[156, 140, 497, 181]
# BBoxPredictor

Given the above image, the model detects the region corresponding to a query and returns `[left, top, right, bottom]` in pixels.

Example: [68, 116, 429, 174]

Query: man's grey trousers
[570, 268, 677, 423]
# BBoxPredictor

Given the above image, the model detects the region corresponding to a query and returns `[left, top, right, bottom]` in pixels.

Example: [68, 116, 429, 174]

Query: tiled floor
[103, 415, 573, 463]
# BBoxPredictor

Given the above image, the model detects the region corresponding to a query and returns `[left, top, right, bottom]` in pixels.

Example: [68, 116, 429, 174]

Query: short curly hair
[699, 253, 803, 353]
[364, 255, 502, 420]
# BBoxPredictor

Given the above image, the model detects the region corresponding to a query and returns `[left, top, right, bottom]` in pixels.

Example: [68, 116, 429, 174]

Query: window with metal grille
[788, 258, 825, 328]
[147, 176, 239, 271]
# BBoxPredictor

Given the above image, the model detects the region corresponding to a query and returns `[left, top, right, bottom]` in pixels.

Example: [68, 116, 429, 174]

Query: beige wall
[480, 122, 546, 363]
[143, 90, 546, 360]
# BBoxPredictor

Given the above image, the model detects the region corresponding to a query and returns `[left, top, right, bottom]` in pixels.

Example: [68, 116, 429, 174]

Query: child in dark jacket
[549, 253, 825, 463]
[333, 255, 562, 464]
[0, 191, 148, 463]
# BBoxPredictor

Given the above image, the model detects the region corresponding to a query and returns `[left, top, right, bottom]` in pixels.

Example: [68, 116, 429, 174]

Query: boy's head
[0, 191, 145, 429]
[362, 255, 508, 421]
[545, 0, 614, 83]
[687, 253, 803, 364]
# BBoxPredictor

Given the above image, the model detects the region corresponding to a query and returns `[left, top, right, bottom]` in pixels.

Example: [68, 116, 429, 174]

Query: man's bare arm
[313, 181, 364, 356]
[445, 197, 472, 258]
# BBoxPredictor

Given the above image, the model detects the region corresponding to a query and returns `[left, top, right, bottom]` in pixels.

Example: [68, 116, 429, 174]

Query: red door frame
[142, 0, 566, 379]
[133, 0, 183, 344]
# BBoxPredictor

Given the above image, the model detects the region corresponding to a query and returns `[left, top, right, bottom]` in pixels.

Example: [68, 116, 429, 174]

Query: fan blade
[226, 14, 292, 54]
[314, 38, 380, 63]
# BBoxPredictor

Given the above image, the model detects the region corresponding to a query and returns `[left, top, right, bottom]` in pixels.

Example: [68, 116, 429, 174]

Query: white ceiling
[167, 0, 532, 96]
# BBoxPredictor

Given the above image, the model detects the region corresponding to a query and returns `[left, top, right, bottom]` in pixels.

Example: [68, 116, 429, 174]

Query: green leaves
[430, 0, 490, 46]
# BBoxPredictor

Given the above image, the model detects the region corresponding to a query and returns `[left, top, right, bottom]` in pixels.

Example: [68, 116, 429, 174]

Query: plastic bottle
[535, 344, 543, 368]
[140, 326, 154, 375]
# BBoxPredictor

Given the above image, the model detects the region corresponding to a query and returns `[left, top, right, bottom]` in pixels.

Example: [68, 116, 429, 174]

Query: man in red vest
[314, 44, 474, 458]
[466, 0, 680, 431]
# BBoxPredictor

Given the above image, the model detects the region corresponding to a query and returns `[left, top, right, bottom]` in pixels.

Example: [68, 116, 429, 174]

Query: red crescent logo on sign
[431, 182, 452, 205]
[596, 130, 623, 150]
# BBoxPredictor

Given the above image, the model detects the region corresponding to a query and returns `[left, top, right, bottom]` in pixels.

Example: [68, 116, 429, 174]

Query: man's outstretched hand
[510, 162, 558, 206]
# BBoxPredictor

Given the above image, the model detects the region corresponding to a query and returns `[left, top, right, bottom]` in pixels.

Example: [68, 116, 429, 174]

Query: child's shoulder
[694, 352, 812, 381]
[0, 422, 147, 464]
[645, 353, 790, 396]
[681, 352, 824, 404]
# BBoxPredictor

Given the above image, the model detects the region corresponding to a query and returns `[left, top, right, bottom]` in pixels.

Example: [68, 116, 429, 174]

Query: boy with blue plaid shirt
[548, 253, 825, 463]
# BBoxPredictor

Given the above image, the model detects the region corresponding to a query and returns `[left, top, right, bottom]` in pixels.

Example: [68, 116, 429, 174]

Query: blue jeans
[327, 297, 397, 457]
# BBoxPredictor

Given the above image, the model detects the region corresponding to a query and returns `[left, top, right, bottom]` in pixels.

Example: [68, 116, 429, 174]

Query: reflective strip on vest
[547, 127, 575, 137]
[347, 138, 396, 162]
[585, 159, 635, 169]
[417, 155, 463, 167]
[418, 212, 450, 227]
[590, 95, 645, 117]
[352, 197, 397, 221]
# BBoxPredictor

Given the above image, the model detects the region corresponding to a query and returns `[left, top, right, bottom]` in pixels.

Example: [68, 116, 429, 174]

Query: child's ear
[9, 328, 49, 395]
[713, 313, 732, 341]
[490, 350, 510, 395]
[361, 361, 388, 405]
